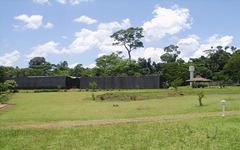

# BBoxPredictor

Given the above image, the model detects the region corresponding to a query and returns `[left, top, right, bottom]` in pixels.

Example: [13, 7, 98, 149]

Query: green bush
[89, 81, 97, 92]
[4, 80, 18, 92]
[57, 85, 61, 91]
[171, 78, 183, 91]
[198, 83, 208, 88]
[192, 82, 208, 88]
[100, 95, 104, 100]
[91, 93, 95, 100]
[0, 83, 8, 93]
[0, 93, 11, 104]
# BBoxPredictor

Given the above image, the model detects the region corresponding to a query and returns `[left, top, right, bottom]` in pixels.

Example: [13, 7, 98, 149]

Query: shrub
[171, 78, 183, 91]
[192, 82, 208, 88]
[91, 93, 95, 100]
[0, 83, 8, 93]
[136, 85, 139, 89]
[4, 80, 18, 92]
[89, 81, 97, 92]
[133, 94, 137, 101]
[57, 85, 61, 91]
[100, 95, 104, 100]
[198, 83, 208, 88]
[0, 93, 11, 104]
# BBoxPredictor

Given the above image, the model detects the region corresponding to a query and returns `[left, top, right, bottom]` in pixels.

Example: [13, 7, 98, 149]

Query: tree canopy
[110, 27, 144, 60]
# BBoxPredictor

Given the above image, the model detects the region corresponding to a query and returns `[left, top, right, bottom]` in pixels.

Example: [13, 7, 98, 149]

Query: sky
[0, 0, 240, 68]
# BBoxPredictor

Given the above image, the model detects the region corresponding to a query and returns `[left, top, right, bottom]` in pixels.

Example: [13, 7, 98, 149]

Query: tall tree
[110, 27, 144, 60]
[160, 45, 180, 63]
[224, 50, 240, 83]
[57, 61, 69, 70]
[29, 57, 47, 69]
[205, 46, 231, 73]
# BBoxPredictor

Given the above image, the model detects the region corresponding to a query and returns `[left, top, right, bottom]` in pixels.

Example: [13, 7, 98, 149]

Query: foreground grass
[1, 115, 240, 150]
[0, 87, 240, 125]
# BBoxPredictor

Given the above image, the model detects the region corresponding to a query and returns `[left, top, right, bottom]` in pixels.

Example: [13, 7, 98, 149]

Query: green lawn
[0, 87, 240, 125]
[0, 87, 240, 149]
[1, 115, 240, 149]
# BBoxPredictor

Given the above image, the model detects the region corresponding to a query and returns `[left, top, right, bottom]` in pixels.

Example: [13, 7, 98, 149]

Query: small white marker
[221, 100, 226, 117]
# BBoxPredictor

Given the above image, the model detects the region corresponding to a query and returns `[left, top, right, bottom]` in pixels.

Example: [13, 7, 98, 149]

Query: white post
[189, 66, 195, 87]
[221, 100, 226, 117]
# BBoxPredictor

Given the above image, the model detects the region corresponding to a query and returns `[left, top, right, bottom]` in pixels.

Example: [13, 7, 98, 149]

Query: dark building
[5, 75, 160, 89]
[5, 76, 80, 89]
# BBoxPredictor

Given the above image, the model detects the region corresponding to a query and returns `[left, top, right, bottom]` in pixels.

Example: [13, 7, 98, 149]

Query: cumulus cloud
[131, 47, 165, 63]
[68, 63, 78, 68]
[66, 19, 131, 55]
[70, 0, 93, 5]
[98, 18, 131, 31]
[177, 35, 200, 58]
[73, 16, 97, 25]
[14, 14, 53, 30]
[26, 41, 64, 59]
[142, 5, 192, 43]
[83, 63, 96, 68]
[0, 50, 21, 66]
[43, 22, 54, 29]
[33, 0, 50, 5]
[191, 34, 233, 58]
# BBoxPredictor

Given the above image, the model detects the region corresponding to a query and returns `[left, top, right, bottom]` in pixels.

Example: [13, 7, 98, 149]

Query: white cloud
[26, 41, 64, 59]
[131, 47, 165, 63]
[191, 35, 233, 58]
[142, 5, 192, 43]
[169, 36, 180, 45]
[43, 22, 54, 29]
[33, 0, 50, 5]
[73, 16, 97, 25]
[68, 63, 78, 68]
[56, 0, 66, 4]
[98, 18, 131, 30]
[14, 14, 43, 30]
[34, 0, 92, 5]
[66, 19, 131, 55]
[0, 50, 21, 66]
[70, 0, 93, 5]
[83, 63, 96, 68]
[69, 63, 95, 68]
[62, 35, 68, 39]
[14, 14, 53, 30]
[177, 35, 200, 58]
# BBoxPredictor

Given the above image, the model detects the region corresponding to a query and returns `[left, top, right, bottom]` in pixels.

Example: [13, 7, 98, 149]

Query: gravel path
[1, 111, 240, 129]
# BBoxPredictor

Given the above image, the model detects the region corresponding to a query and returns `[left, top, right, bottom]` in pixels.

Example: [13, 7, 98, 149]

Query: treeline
[0, 45, 240, 85]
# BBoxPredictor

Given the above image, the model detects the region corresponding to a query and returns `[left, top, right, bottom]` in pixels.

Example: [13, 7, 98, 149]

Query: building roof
[186, 75, 212, 82]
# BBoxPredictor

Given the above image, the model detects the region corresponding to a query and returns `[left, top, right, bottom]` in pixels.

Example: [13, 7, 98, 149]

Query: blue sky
[0, 0, 239, 68]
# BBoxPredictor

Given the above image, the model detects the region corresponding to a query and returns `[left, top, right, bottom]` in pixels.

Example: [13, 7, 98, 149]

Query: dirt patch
[1, 111, 240, 129]
[0, 104, 14, 111]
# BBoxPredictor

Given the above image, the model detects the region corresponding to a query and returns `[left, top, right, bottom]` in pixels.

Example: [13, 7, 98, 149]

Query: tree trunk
[199, 99, 203, 106]
[128, 50, 131, 61]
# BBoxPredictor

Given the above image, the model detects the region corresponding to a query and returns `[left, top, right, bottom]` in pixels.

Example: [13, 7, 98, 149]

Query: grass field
[0, 87, 240, 149]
